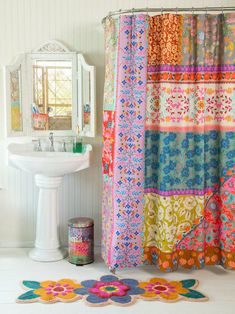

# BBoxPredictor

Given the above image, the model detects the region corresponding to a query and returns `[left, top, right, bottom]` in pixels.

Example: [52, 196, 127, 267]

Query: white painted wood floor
[0, 248, 235, 314]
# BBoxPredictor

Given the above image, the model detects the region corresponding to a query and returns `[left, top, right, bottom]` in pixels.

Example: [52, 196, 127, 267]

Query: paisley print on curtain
[148, 14, 183, 65]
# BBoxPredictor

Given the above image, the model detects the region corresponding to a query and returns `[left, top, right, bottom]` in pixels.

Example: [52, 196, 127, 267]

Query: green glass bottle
[73, 125, 83, 153]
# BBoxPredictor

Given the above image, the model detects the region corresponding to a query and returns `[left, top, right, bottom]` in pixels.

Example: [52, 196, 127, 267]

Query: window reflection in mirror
[32, 60, 72, 131]
[10, 66, 23, 131]
[82, 68, 91, 132]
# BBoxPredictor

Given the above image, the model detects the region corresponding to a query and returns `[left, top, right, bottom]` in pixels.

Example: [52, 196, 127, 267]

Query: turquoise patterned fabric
[145, 130, 235, 190]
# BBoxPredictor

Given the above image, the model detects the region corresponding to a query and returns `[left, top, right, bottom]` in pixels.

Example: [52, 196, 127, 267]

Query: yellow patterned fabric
[143, 194, 204, 252]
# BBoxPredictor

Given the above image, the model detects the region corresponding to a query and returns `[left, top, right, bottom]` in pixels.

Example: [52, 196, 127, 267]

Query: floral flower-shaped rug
[16, 275, 208, 306]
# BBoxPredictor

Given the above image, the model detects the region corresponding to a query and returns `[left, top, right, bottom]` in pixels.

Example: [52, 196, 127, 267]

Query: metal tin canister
[68, 217, 94, 265]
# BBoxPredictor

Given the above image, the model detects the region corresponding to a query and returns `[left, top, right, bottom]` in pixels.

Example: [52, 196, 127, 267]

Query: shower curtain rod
[102, 6, 235, 24]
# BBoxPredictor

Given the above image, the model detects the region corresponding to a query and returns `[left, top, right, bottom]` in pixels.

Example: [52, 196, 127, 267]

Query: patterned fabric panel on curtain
[102, 17, 119, 268]
[144, 13, 235, 271]
[103, 13, 235, 271]
[102, 15, 148, 269]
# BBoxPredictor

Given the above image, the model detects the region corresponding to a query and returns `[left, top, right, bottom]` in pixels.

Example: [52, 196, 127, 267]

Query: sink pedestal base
[29, 247, 67, 262]
[29, 175, 67, 262]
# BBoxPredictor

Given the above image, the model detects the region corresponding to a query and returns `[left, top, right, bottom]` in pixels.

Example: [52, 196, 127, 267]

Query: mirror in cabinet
[4, 40, 96, 138]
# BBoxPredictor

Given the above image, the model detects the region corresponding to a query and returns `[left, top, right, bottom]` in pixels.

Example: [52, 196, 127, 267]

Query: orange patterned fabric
[144, 247, 235, 272]
[148, 14, 183, 65]
[148, 71, 235, 83]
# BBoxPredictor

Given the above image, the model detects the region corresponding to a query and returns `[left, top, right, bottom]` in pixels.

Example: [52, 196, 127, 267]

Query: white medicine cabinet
[4, 40, 96, 138]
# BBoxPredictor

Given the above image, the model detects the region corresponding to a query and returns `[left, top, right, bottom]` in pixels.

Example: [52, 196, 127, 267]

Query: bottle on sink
[73, 125, 83, 153]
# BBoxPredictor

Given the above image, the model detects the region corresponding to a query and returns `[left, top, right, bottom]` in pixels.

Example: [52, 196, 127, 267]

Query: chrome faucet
[62, 140, 67, 152]
[49, 132, 55, 152]
[33, 139, 42, 152]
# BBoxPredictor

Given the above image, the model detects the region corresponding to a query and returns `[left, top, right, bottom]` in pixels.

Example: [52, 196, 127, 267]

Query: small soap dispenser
[73, 125, 83, 153]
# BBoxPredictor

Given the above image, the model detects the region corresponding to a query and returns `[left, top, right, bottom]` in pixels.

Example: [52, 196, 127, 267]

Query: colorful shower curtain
[102, 13, 235, 271]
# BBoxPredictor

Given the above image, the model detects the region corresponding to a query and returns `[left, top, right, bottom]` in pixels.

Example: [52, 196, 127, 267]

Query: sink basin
[8, 143, 92, 176]
[8, 142, 92, 262]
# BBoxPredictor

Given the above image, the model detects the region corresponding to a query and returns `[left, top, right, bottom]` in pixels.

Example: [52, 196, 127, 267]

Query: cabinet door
[77, 54, 96, 137]
[5, 55, 27, 136]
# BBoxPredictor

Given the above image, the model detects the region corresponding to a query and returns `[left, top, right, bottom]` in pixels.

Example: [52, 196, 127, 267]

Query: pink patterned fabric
[103, 14, 148, 269]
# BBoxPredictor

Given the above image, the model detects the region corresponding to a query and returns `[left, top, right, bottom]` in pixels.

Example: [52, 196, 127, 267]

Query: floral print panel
[144, 13, 235, 271]
[102, 18, 119, 266]
[102, 13, 235, 272]
[148, 14, 183, 65]
[146, 83, 235, 129]
[102, 14, 148, 270]
[145, 130, 235, 191]
[143, 194, 204, 252]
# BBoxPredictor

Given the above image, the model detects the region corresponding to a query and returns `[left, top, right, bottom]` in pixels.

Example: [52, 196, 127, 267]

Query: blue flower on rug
[74, 275, 145, 306]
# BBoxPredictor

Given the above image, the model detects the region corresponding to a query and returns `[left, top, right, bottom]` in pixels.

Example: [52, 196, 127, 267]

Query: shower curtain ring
[131, 8, 135, 16]
[192, 7, 195, 15]
[161, 7, 163, 15]
[176, 7, 178, 14]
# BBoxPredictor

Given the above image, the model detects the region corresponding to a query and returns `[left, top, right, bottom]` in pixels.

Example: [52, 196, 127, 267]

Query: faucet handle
[48, 132, 55, 152]
[60, 138, 72, 152]
[62, 140, 67, 152]
[32, 138, 42, 152]
[49, 132, 54, 139]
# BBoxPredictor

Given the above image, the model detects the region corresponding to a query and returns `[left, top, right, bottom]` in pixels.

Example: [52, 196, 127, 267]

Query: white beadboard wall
[0, 0, 233, 248]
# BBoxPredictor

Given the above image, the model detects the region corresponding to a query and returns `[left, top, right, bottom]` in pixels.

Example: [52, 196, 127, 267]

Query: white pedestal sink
[8, 143, 92, 262]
